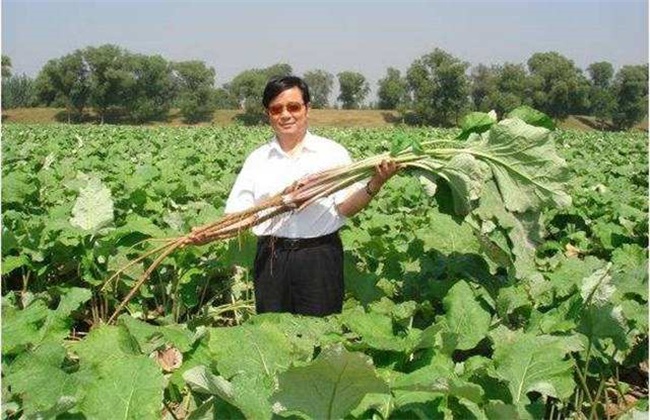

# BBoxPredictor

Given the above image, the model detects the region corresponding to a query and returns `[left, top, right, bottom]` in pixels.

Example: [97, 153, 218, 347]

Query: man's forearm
[336, 179, 379, 218]
[336, 159, 400, 218]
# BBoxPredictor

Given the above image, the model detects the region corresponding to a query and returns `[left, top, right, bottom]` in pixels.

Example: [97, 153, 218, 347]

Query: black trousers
[253, 232, 344, 317]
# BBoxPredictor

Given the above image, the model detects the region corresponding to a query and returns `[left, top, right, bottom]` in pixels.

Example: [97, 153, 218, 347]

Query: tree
[337, 71, 369, 109]
[496, 63, 530, 112]
[172, 60, 217, 123]
[226, 69, 267, 110]
[405, 48, 470, 126]
[227, 64, 293, 110]
[303, 69, 334, 108]
[35, 51, 90, 122]
[587, 61, 616, 127]
[587, 62, 614, 89]
[226, 64, 293, 124]
[265, 63, 292, 80]
[470, 64, 498, 111]
[2, 74, 37, 109]
[213, 87, 237, 109]
[377, 67, 408, 110]
[84, 44, 132, 123]
[526, 51, 590, 119]
[611, 64, 648, 130]
[123, 54, 176, 123]
[2, 55, 12, 78]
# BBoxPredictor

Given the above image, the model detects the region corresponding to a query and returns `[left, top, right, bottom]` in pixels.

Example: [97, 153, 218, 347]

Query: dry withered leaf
[564, 243, 582, 258]
[151, 345, 183, 372]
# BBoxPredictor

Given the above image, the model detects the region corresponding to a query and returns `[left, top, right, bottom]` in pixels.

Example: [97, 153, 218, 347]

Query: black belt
[260, 231, 339, 251]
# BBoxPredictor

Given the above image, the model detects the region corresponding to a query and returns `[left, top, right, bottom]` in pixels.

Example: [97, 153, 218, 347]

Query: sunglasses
[267, 102, 305, 116]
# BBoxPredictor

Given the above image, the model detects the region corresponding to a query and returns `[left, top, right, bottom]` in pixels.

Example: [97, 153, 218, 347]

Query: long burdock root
[104, 157, 398, 324]
[105, 203, 292, 324]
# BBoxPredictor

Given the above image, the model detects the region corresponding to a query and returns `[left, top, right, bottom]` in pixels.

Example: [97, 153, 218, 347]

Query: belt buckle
[285, 238, 301, 250]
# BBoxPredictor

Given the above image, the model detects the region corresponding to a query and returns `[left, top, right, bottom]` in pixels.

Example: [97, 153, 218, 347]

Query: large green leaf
[77, 355, 165, 419]
[546, 255, 608, 298]
[39, 287, 92, 343]
[473, 118, 571, 213]
[272, 344, 389, 419]
[206, 322, 307, 379]
[1, 298, 49, 355]
[471, 180, 543, 279]
[69, 173, 114, 233]
[2, 171, 38, 205]
[457, 110, 497, 140]
[183, 365, 235, 402]
[4, 341, 79, 416]
[1, 287, 90, 356]
[205, 320, 316, 418]
[578, 266, 630, 351]
[435, 153, 491, 215]
[490, 327, 575, 412]
[339, 305, 421, 352]
[71, 324, 141, 366]
[442, 280, 492, 350]
[119, 314, 194, 353]
[507, 106, 555, 131]
[70, 324, 166, 419]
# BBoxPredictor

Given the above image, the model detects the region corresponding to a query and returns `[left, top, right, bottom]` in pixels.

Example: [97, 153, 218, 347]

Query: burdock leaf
[390, 132, 410, 156]
[472, 118, 571, 213]
[77, 356, 165, 419]
[435, 153, 491, 215]
[507, 105, 555, 130]
[3, 341, 79, 416]
[457, 111, 498, 140]
[69, 173, 114, 233]
[272, 344, 388, 419]
[183, 365, 235, 402]
[442, 280, 492, 350]
[491, 327, 574, 412]
[72, 324, 166, 420]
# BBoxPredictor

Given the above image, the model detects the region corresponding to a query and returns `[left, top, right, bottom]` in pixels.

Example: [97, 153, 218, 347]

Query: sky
[2, 0, 648, 101]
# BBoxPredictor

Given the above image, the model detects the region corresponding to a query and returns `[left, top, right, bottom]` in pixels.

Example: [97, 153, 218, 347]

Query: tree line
[1, 45, 647, 129]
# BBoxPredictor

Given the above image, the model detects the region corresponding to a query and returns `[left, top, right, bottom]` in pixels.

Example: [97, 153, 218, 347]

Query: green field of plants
[2, 122, 647, 419]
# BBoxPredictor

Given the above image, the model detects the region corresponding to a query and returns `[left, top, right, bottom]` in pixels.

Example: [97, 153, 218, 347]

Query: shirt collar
[269, 131, 320, 157]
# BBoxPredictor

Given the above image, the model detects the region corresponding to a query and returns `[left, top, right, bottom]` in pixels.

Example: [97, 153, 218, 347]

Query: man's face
[266, 87, 310, 139]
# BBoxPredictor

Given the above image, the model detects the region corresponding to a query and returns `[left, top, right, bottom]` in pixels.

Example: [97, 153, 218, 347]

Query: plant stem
[573, 353, 595, 406]
[588, 375, 607, 420]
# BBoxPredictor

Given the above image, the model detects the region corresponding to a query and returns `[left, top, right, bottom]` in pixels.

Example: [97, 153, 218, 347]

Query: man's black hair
[262, 76, 311, 108]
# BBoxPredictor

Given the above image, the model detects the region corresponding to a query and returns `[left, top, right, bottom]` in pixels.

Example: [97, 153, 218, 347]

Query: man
[225, 76, 398, 316]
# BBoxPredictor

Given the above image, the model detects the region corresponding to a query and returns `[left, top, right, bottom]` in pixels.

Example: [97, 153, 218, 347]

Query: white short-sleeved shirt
[224, 131, 359, 238]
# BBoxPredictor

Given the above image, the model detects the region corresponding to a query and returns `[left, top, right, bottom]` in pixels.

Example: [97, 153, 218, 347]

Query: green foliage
[611, 64, 649, 130]
[405, 47, 470, 126]
[457, 110, 497, 139]
[471, 63, 530, 117]
[122, 53, 176, 123]
[303, 69, 334, 108]
[507, 105, 556, 130]
[172, 60, 217, 123]
[586, 62, 616, 126]
[69, 173, 114, 233]
[1, 122, 647, 419]
[273, 344, 389, 418]
[227, 63, 292, 124]
[1, 74, 37, 109]
[84, 44, 132, 123]
[34, 50, 90, 122]
[526, 51, 591, 120]
[377, 67, 408, 110]
[491, 327, 577, 414]
[337, 70, 370, 109]
[587, 61, 615, 89]
[2, 54, 12, 78]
